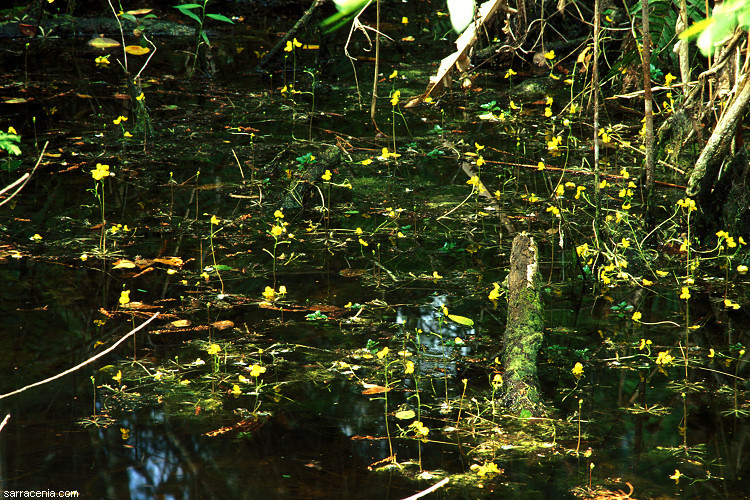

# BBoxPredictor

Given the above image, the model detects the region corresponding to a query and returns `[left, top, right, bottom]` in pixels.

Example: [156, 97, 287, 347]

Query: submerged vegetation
[0, 0, 749, 497]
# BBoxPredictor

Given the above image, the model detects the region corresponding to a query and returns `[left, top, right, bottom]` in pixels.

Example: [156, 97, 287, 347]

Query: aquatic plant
[173, 0, 234, 78]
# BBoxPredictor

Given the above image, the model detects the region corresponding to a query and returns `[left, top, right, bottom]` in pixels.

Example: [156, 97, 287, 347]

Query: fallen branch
[256, 0, 325, 72]
[0, 141, 47, 208]
[406, 0, 515, 107]
[0, 312, 160, 400]
[400, 477, 450, 500]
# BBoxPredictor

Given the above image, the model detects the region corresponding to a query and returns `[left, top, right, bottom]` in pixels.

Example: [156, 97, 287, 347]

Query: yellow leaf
[395, 410, 416, 420]
[87, 37, 121, 48]
[125, 45, 150, 56]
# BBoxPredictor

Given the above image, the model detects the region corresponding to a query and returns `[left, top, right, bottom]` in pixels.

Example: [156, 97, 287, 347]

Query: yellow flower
[679, 287, 690, 299]
[572, 362, 584, 380]
[622, 202, 631, 210]
[284, 41, 293, 52]
[293, 38, 302, 48]
[504, 68, 517, 78]
[231, 384, 241, 395]
[30, 233, 42, 242]
[656, 270, 668, 277]
[632, 311, 642, 322]
[642, 278, 653, 286]
[537, 161, 545, 171]
[321, 169, 332, 181]
[738, 265, 748, 274]
[432, 271, 442, 279]
[262, 286, 275, 300]
[467, 175, 479, 186]
[708, 348, 715, 358]
[545, 50, 555, 60]
[390, 90, 401, 106]
[113, 116, 128, 125]
[389, 70, 398, 79]
[546, 205, 560, 215]
[621, 238, 630, 248]
[95, 54, 111, 66]
[136, 92, 145, 101]
[471, 461, 500, 477]
[376, 347, 389, 359]
[206, 344, 221, 355]
[575, 186, 586, 199]
[476, 156, 485, 167]
[210, 215, 219, 225]
[405, 360, 415, 374]
[113, 370, 122, 382]
[249, 364, 267, 377]
[278, 285, 287, 296]
[119, 290, 130, 305]
[665, 73, 677, 87]
[361, 158, 372, 165]
[358, 238, 368, 246]
[123, 131, 132, 137]
[402, 16, 408, 23]
[239, 374, 250, 383]
[544, 107, 552, 117]
[410, 420, 429, 437]
[488, 282, 501, 301]
[509, 100, 519, 110]
[555, 184, 564, 197]
[576, 243, 588, 257]
[270, 225, 284, 237]
[669, 469, 681, 484]
[655, 351, 674, 366]
[91, 163, 110, 181]
[676, 197, 697, 211]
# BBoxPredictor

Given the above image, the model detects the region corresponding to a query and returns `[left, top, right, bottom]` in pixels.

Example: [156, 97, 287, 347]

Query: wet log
[502, 233, 545, 415]
[281, 145, 342, 211]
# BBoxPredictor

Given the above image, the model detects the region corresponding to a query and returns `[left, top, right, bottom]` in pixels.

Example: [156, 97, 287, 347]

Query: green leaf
[447, 314, 474, 327]
[174, 3, 202, 9]
[395, 410, 416, 420]
[174, 6, 202, 24]
[205, 13, 235, 24]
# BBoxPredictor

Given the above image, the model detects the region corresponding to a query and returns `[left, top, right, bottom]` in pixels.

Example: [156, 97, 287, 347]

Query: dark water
[1, 5, 749, 499]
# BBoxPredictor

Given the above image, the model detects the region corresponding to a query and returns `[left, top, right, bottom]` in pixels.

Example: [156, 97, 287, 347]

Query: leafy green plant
[0, 129, 22, 175]
[173, 1, 234, 78]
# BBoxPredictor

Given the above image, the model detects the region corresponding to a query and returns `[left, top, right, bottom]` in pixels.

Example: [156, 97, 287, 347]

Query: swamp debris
[256, 0, 326, 72]
[281, 145, 343, 210]
[405, 0, 516, 108]
[501, 233, 545, 415]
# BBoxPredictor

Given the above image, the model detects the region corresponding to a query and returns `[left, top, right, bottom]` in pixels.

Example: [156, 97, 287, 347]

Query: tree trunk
[502, 233, 545, 415]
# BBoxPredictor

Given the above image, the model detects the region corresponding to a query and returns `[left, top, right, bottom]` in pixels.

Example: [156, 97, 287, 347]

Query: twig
[255, 0, 325, 72]
[0, 313, 160, 400]
[0, 141, 47, 207]
[0, 414, 10, 433]
[400, 477, 450, 500]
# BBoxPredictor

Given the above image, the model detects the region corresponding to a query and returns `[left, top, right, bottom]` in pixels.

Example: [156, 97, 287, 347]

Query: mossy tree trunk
[502, 233, 545, 415]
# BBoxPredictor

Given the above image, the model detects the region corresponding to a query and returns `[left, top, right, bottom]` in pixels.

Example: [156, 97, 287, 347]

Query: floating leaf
[112, 259, 137, 269]
[2, 97, 29, 104]
[448, 314, 474, 327]
[88, 37, 121, 49]
[361, 385, 391, 395]
[170, 319, 191, 328]
[125, 45, 150, 55]
[126, 8, 153, 15]
[395, 410, 416, 420]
